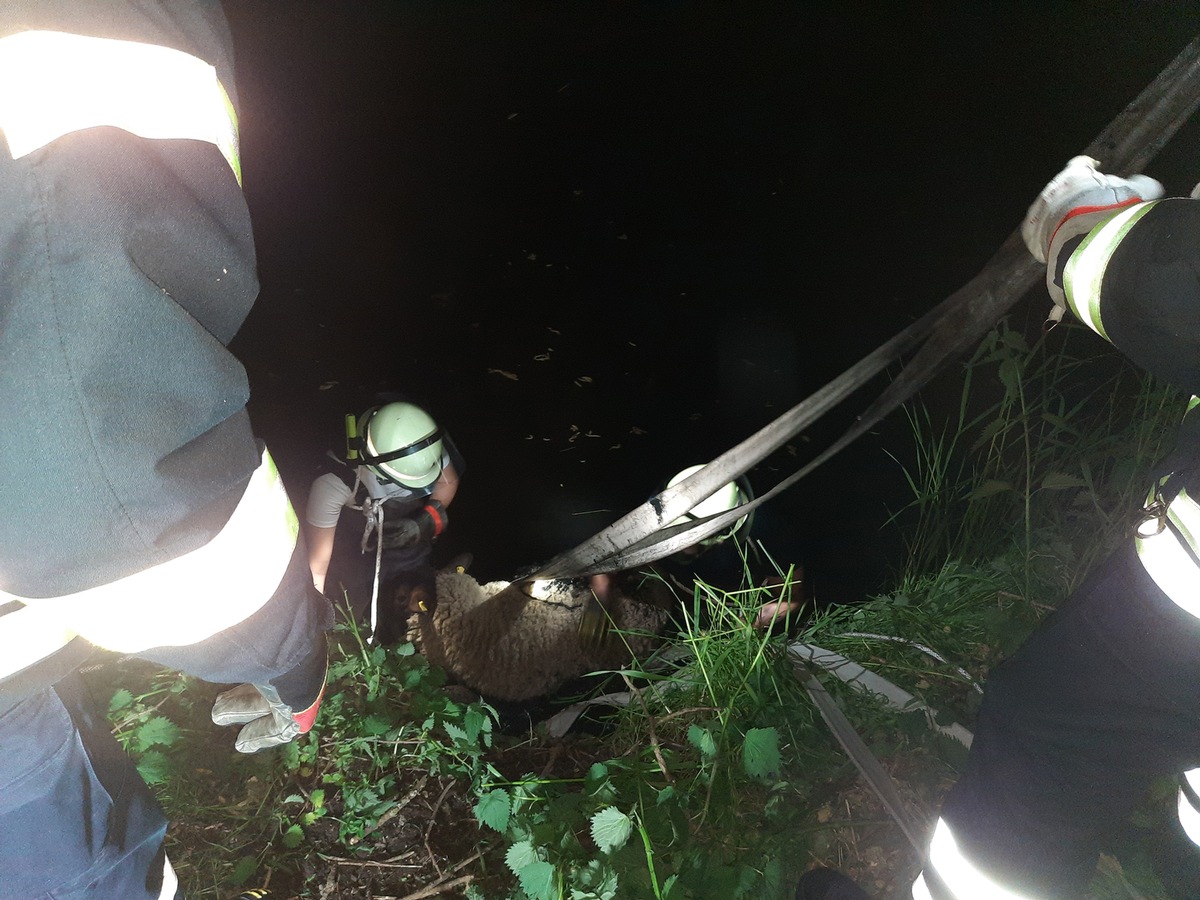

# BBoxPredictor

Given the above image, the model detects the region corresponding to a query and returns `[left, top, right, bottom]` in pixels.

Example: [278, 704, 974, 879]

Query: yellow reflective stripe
[1136, 486, 1200, 620]
[1062, 201, 1159, 342]
[1, 449, 297, 657]
[923, 818, 1040, 900]
[0, 31, 241, 184]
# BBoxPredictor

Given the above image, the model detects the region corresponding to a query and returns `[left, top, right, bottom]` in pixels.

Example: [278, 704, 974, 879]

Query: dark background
[223, 2, 1200, 597]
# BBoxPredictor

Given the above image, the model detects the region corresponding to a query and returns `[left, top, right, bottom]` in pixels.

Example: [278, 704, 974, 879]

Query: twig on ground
[315, 852, 420, 869]
[395, 874, 475, 900]
[538, 744, 562, 779]
[620, 673, 674, 784]
[423, 779, 455, 878]
[350, 774, 430, 845]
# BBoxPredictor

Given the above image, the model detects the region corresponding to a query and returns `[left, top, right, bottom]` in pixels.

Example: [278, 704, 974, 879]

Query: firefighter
[801, 158, 1200, 899]
[0, 3, 331, 898]
[305, 400, 463, 640]
[908, 158, 1200, 899]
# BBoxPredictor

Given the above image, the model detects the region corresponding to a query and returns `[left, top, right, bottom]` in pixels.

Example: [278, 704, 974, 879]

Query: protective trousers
[938, 545, 1200, 898]
[0, 673, 177, 900]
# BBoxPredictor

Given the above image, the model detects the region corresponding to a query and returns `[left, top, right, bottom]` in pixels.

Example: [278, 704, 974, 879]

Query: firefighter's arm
[431, 461, 460, 509]
[1021, 156, 1163, 323]
[1022, 158, 1200, 394]
[306, 524, 336, 594]
[304, 472, 352, 594]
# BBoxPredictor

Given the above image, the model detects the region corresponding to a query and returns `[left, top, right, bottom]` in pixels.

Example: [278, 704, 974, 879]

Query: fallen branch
[621, 673, 673, 784]
[423, 779, 455, 878]
[394, 873, 475, 900]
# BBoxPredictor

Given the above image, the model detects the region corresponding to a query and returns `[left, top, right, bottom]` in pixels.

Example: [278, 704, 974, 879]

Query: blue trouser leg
[0, 672, 172, 899]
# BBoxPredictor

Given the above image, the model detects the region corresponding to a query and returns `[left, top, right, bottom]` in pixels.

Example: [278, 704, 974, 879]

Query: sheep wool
[410, 571, 669, 701]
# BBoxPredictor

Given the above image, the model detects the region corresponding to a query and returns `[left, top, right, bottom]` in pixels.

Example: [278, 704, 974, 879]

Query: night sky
[223, 2, 1200, 596]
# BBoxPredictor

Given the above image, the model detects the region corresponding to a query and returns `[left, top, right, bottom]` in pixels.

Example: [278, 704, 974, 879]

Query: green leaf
[394, 641, 416, 656]
[107, 688, 134, 713]
[590, 806, 632, 855]
[967, 479, 1012, 500]
[463, 707, 484, 743]
[475, 788, 511, 833]
[656, 785, 677, 807]
[230, 856, 258, 886]
[1001, 328, 1028, 352]
[1041, 471, 1088, 490]
[517, 860, 556, 900]
[998, 357, 1021, 394]
[742, 727, 780, 779]
[135, 750, 171, 786]
[360, 714, 392, 736]
[134, 716, 181, 752]
[443, 720, 468, 744]
[687, 724, 716, 760]
[505, 840, 539, 875]
[281, 823, 304, 849]
[310, 788, 326, 810]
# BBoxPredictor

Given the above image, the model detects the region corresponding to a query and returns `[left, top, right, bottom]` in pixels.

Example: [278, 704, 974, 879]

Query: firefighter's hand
[1021, 156, 1162, 263]
[414, 500, 448, 541]
[211, 682, 323, 754]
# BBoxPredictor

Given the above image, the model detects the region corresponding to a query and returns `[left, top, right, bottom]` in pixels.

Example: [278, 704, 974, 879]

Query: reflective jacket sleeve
[0, 1, 330, 700]
[1066, 197, 1200, 397]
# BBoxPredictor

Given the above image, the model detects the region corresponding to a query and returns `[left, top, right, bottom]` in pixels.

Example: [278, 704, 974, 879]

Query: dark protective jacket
[917, 198, 1200, 900]
[0, 0, 329, 703]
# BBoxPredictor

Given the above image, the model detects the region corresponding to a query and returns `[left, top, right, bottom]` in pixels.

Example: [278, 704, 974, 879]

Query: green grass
[98, 320, 1188, 898]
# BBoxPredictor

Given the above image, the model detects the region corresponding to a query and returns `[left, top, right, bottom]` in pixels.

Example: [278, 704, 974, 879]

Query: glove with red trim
[1021, 155, 1163, 264]
[211, 681, 323, 754]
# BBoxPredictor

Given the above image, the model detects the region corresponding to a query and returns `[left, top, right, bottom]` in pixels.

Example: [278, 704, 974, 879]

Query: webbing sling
[519, 32, 1200, 886]
[527, 32, 1200, 584]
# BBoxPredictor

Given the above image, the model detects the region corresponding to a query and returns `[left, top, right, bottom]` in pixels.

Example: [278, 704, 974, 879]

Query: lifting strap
[526, 32, 1200, 584]
[521, 32, 1200, 875]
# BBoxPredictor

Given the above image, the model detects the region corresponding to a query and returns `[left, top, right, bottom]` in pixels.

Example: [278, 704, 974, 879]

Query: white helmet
[667, 464, 750, 547]
[360, 402, 444, 488]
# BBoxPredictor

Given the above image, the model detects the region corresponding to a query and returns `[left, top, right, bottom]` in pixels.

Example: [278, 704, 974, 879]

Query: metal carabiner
[1134, 496, 1170, 539]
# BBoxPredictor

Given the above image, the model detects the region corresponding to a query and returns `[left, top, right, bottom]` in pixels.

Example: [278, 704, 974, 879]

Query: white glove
[212, 682, 307, 754]
[1021, 156, 1163, 263]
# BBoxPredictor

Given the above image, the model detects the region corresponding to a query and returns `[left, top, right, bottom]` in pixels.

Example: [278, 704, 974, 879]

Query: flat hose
[530, 33, 1200, 582]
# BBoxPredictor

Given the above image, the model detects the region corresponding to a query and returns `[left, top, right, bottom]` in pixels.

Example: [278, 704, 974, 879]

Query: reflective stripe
[159, 855, 179, 900]
[0, 449, 298, 663]
[1179, 769, 1200, 848]
[0, 31, 241, 184]
[1135, 486, 1200, 620]
[1062, 200, 1159, 341]
[915, 818, 1040, 900]
[0, 604, 80, 679]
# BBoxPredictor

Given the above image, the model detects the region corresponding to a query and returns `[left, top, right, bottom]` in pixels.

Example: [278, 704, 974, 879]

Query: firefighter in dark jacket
[0, 3, 331, 898]
[908, 161, 1200, 898]
[799, 162, 1200, 900]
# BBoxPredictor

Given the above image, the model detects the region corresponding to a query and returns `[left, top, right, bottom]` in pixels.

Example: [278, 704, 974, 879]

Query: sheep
[406, 570, 672, 701]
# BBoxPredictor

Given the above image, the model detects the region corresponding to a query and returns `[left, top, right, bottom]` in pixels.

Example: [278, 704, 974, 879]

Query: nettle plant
[278, 618, 498, 848]
[469, 577, 815, 900]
